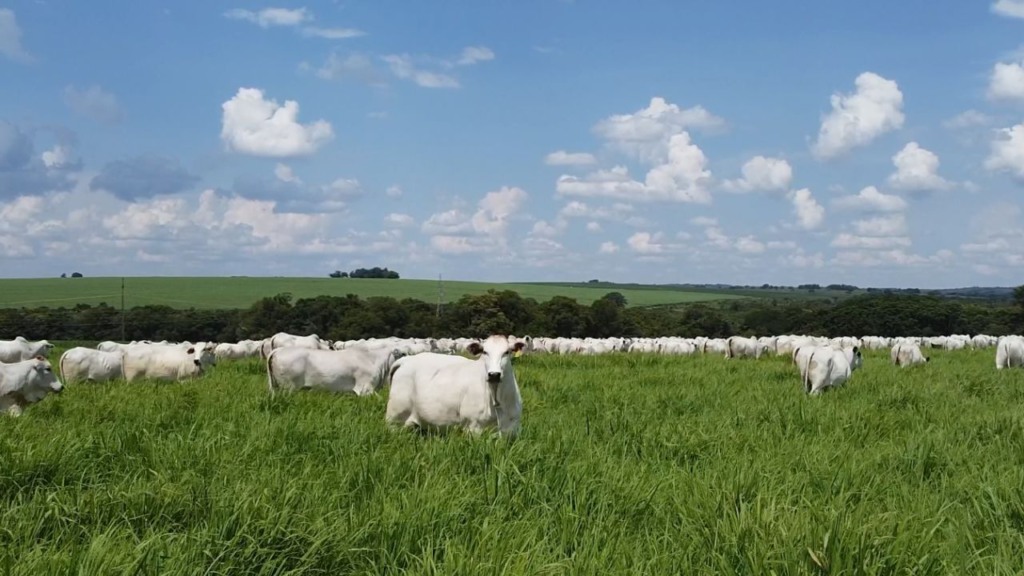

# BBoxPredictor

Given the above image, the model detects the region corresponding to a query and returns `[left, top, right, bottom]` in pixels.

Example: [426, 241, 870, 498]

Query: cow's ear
[513, 341, 526, 353]
[186, 347, 195, 354]
[467, 342, 483, 356]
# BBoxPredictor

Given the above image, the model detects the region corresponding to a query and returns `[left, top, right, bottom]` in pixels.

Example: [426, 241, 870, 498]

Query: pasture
[2, 345, 1024, 574]
[0, 277, 746, 310]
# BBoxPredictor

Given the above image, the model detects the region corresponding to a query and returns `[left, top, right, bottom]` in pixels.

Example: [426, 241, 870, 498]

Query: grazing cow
[214, 340, 261, 360]
[0, 357, 63, 416]
[995, 336, 1024, 370]
[0, 337, 55, 363]
[802, 346, 863, 395]
[97, 341, 132, 353]
[121, 344, 216, 382]
[385, 335, 526, 437]
[725, 336, 768, 359]
[260, 332, 332, 358]
[267, 346, 403, 396]
[891, 342, 928, 367]
[59, 347, 123, 383]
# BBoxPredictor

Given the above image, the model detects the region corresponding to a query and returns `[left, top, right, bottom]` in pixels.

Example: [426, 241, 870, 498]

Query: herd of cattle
[1, 332, 1023, 431]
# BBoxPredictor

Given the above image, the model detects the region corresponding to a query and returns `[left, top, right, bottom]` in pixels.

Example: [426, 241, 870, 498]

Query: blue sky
[2, 1, 1024, 288]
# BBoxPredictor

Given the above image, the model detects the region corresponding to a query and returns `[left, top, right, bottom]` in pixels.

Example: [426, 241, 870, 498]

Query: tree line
[0, 288, 1021, 344]
[328, 267, 400, 279]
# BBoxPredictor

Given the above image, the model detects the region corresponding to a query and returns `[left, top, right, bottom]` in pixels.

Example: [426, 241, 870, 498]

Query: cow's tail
[266, 349, 278, 395]
[387, 355, 409, 387]
[726, 337, 733, 359]
[374, 349, 403, 391]
[58, 350, 70, 383]
[803, 350, 816, 394]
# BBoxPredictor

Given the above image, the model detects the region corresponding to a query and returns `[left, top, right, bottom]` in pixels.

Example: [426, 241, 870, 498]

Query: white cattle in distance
[890, 342, 928, 367]
[260, 332, 332, 358]
[725, 336, 768, 359]
[59, 347, 124, 383]
[971, 334, 998, 349]
[121, 344, 216, 382]
[995, 336, 1024, 369]
[800, 346, 863, 395]
[0, 337, 55, 363]
[385, 335, 526, 437]
[266, 346, 403, 396]
[0, 357, 64, 416]
[214, 339, 262, 360]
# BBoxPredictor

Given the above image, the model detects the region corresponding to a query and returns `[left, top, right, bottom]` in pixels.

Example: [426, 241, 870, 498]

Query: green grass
[2, 346, 1024, 573]
[0, 277, 746, 310]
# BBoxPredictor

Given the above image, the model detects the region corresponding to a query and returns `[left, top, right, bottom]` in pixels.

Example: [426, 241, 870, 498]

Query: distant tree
[349, 267, 400, 279]
[600, 292, 628, 308]
[60, 273, 66, 278]
[328, 270, 347, 278]
[587, 279, 600, 284]
[71, 272, 83, 278]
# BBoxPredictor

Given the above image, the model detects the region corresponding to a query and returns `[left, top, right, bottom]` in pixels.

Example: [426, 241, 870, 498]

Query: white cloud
[224, 8, 311, 27]
[721, 156, 793, 193]
[544, 150, 597, 166]
[41, 145, 71, 169]
[833, 186, 907, 212]
[886, 142, 952, 192]
[586, 221, 601, 232]
[988, 60, 1024, 101]
[385, 185, 403, 198]
[781, 249, 825, 269]
[530, 219, 567, 237]
[789, 188, 825, 230]
[220, 87, 334, 157]
[993, 0, 1024, 17]
[811, 72, 905, 160]
[382, 54, 459, 88]
[592, 96, 724, 162]
[599, 241, 619, 254]
[734, 236, 765, 254]
[690, 216, 717, 227]
[627, 232, 675, 254]
[385, 213, 415, 227]
[423, 186, 528, 255]
[274, 163, 301, 183]
[984, 123, 1024, 180]
[832, 234, 911, 249]
[0, 9, 31, 63]
[457, 46, 495, 66]
[64, 85, 124, 125]
[422, 209, 472, 235]
[943, 109, 992, 130]
[853, 213, 907, 237]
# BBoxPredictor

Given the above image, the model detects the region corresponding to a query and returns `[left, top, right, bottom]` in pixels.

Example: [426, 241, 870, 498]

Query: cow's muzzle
[486, 372, 501, 384]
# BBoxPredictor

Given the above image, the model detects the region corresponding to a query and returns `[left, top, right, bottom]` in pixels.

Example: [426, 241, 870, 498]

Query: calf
[0, 357, 63, 416]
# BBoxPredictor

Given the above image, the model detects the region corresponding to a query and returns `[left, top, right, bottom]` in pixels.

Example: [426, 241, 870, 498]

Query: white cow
[260, 332, 332, 358]
[725, 336, 768, 359]
[59, 347, 124, 383]
[0, 337, 55, 363]
[0, 357, 64, 416]
[996, 336, 1024, 370]
[121, 344, 216, 382]
[214, 340, 261, 360]
[802, 346, 863, 395]
[385, 335, 526, 437]
[890, 342, 928, 367]
[266, 346, 403, 396]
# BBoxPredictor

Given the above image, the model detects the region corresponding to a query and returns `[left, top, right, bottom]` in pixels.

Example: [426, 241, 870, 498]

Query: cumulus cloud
[457, 46, 495, 65]
[544, 150, 597, 166]
[423, 186, 528, 255]
[988, 60, 1024, 101]
[301, 26, 365, 39]
[385, 185, 403, 198]
[789, 188, 825, 230]
[886, 142, 952, 192]
[811, 72, 905, 160]
[221, 87, 334, 157]
[385, 213, 415, 227]
[308, 52, 386, 85]
[64, 85, 124, 125]
[992, 0, 1024, 18]
[599, 241, 619, 254]
[721, 155, 793, 193]
[592, 96, 725, 162]
[381, 54, 459, 88]
[984, 122, 1024, 180]
[833, 186, 907, 212]
[90, 155, 200, 201]
[0, 9, 31, 63]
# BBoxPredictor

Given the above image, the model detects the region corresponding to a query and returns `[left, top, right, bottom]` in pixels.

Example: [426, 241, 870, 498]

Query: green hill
[0, 277, 748, 310]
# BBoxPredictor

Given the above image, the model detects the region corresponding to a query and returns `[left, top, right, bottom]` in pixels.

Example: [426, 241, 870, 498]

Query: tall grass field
[2, 346, 1023, 574]
[0, 277, 746, 310]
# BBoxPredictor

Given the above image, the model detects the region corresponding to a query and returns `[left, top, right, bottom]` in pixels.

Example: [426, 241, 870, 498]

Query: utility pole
[120, 277, 126, 341]
[436, 274, 445, 317]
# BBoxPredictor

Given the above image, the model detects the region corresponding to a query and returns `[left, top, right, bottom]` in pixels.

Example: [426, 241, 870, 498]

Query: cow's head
[34, 340, 55, 358]
[21, 356, 64, 401]
[186, 345, 217, 370]
[850, 346, 864, 371]
[467, 335, 526, 384]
